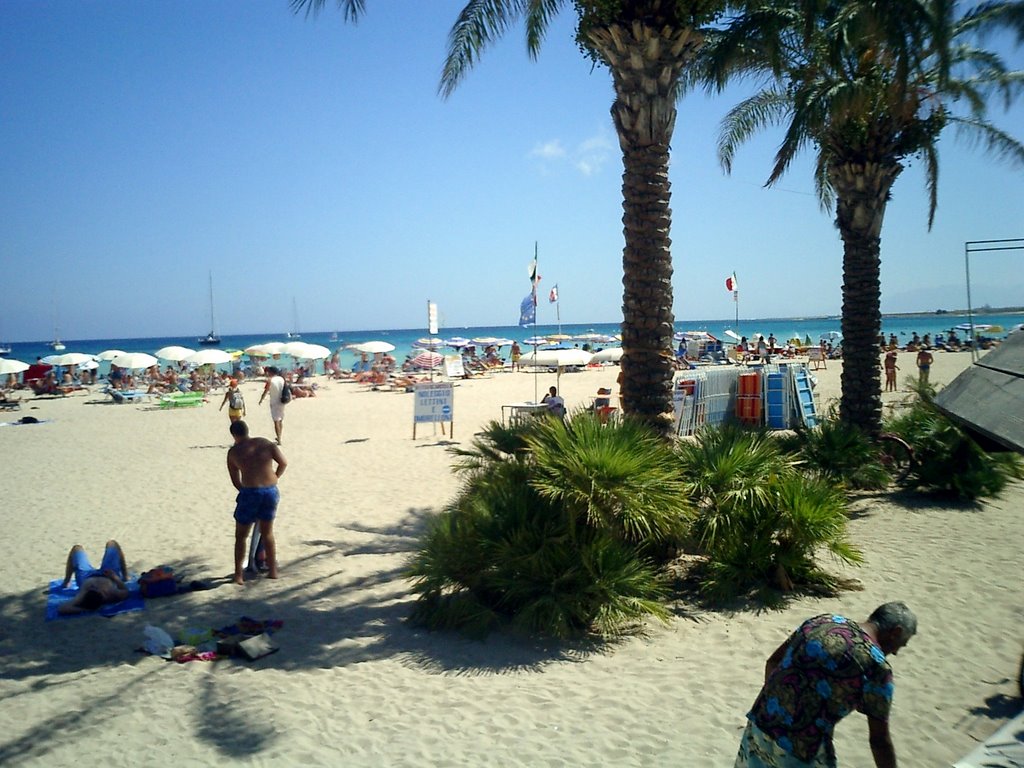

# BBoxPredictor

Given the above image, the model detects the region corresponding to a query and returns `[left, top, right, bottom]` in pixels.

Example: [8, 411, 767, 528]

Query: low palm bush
[677, 424, 862, 601]
[776, 415, 891, 490]
[407, 414, 689, 639]
[886, 391, 1024, 500]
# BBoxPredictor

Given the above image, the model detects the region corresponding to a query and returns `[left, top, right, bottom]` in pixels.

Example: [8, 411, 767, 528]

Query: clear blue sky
[2, 1, 1022, 342]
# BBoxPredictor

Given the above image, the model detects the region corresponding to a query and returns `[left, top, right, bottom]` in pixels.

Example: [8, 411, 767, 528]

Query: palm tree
[710, 0, 1024, 434]
[292, 0, 728, 432]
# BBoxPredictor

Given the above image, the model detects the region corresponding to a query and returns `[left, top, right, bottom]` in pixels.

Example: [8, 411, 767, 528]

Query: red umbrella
[410, 350, 443, 369]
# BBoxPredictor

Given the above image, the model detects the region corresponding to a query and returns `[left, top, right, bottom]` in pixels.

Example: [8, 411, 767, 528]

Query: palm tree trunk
[587, 20, 702, 433]
[829, 160, 901, 436]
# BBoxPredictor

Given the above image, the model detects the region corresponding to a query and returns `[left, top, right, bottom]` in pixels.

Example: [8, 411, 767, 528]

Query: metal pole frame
[963, 238, 1024, 363]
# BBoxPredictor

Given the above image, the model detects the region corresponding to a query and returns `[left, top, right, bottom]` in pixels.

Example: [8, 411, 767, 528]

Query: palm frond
[289, 0, 365, 21]
[441, 0, 531, 98]
[718, 89, 791, 173]
[950, 114, 1024, 167]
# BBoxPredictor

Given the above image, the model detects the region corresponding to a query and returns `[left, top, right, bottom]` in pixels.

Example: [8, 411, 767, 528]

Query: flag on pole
[519, 292, 536, 327]
[549, 284, 558, 303]
[725, 273, 738, 292]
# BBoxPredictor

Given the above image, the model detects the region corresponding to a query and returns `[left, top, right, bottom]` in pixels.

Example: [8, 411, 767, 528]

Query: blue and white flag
[519, 292, 536, 327]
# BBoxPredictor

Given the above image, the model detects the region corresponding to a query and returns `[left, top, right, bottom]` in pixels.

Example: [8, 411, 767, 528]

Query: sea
[4, 312, 1021, 376]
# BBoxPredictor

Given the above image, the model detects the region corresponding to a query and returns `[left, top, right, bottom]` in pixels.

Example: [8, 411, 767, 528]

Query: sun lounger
[106, 388, 149, 404]
[158, 391, 205, 408]
[0, 398, 21, 411]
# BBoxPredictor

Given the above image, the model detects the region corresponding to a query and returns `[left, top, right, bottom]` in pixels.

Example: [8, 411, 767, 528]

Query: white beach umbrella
[574, 332, 616, 343]
[723, 330, 742, 342]
[444, 336, 471, 348]
[94, 349, 126, 361]
[282, 341, 313, 358]
[155, 345, 196, 361]
[522, 336, 549, 346]
[351, 341, 395, 354]
[41, 352, 94, 367]
[591, 347, 624, 363]
[0, 359, 30, 375]
[186, 349, 233, 366]
[471, 336, 507, 347]
[520, 349, 593, 368]
[256, 341, 287, 356]
[79, 359, 99, 370]
[111, 352, 159, 370]
[293, 343, 330, 360]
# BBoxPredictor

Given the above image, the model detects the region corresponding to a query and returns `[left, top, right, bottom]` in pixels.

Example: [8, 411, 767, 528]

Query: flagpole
[533, 241, 539, 404]
[734, 272, 739, 336]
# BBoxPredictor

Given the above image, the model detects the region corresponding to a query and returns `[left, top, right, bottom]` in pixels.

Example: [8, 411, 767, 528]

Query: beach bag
[139, 565, 177, 598]
[229, 390, 244, 410]
[279, 383, 292, 404]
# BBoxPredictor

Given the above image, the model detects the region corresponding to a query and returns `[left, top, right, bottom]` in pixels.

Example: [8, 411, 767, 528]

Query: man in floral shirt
[736, 602, 917, 767]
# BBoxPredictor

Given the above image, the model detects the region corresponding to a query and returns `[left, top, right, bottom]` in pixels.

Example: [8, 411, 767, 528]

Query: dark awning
[934, 330, 1024, 453]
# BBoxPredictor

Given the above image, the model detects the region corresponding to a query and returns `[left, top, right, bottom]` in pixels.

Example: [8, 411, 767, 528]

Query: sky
[1, 1, 1022, 343]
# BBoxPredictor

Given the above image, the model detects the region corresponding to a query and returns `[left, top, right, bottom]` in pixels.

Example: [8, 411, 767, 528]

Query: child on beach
[220, 379, 246, 422]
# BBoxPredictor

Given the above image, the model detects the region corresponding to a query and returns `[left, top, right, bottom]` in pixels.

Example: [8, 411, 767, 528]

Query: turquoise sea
[4, 312, 1021, 375]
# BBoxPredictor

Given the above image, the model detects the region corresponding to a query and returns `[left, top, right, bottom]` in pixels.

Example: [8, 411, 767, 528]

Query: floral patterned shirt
[749, 614, 893, 762]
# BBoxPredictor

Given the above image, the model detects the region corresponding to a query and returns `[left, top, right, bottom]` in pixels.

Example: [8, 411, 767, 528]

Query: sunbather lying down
[58, 540, 129, 615]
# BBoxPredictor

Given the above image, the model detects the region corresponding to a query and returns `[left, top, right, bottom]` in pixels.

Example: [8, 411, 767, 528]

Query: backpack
[279, 382, 292, 404]
[229, 390, 244, 410]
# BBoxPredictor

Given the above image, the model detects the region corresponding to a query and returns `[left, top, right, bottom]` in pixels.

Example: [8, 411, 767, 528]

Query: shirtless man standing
[226, 420, 287, 585]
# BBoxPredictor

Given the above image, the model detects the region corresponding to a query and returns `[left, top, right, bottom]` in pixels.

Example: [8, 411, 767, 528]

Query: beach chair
[0, 397, 21, 411]
[158, 391, 205, 408]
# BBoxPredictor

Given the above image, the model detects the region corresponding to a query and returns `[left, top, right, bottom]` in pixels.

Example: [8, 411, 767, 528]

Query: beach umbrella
[547, 334, 573, 342]
[591, 347, 624, 363]
[522, 336, 549, 346]
[574, 332, 617, 344]
[351, 341, 395, 354]
[292, 343, 329, 360]
[186, 349, 233, 366]
[79, 359, 99, 371]
[444, 336, 471, 348]
[413, 337, 446, 350]
[0, 359, 30, 375]
[255, 341, 287, 356]
[410, 350, 443, 369]
[520, 349, 593, 368]
[723, 330, 742, 342]
[111, 352, 158, 370]
[94, 349, 126, 361]
[41, 352, 94, 367]
[471, 336, 508, 347]
[155, 345, 196, 361]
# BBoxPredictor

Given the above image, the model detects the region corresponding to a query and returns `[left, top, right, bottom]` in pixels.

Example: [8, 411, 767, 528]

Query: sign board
[413, 382, 454, 439]
[444, 354, 465, 379]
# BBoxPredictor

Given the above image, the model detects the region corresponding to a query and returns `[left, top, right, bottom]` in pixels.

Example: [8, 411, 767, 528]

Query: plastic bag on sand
[143, 625, 174, 658]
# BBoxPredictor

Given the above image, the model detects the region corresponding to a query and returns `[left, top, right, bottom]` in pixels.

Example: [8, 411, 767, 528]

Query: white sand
[1, 351, 1020, 766]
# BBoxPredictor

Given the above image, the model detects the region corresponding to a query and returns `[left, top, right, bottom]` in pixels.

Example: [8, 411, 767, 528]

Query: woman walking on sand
[884, 351, 899, 392]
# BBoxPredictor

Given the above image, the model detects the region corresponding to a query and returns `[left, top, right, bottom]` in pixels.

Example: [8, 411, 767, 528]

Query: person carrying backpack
[258, 366, 287, 445]
[220, 379, 246, 423]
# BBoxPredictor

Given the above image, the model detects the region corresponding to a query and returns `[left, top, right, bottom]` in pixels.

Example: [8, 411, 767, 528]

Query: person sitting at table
[593, 387, 616, 424]
[541, 386, 566, 418]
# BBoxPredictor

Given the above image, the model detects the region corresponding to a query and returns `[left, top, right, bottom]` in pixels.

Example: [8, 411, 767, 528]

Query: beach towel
[45, 577, 144, 621]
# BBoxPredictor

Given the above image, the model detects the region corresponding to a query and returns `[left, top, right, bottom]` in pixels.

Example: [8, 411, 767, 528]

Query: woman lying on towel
[58, 540, 130, 615]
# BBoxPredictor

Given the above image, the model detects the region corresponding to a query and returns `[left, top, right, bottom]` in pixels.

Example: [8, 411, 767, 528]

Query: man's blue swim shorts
[234, 486, 280, 525]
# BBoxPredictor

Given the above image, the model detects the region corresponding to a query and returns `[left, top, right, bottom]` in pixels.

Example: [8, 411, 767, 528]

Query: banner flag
[725, 273, 738, 292]
[549, 285, 558, 303]
[519, 292, 537, 327]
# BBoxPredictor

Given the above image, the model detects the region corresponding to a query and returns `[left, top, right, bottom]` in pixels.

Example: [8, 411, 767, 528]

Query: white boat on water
[0, 343, 11, 356]
[197, 272, 221, 346]
[49, 340, 65, 351]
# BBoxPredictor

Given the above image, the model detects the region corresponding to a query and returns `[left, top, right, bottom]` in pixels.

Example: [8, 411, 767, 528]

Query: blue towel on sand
[45, 576, 145, 621]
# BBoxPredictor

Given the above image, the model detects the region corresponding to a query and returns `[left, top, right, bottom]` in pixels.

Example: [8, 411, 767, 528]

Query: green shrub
[886, 392, 1024, 500]
[407, 415, 683, 638]
[677, 424, 862, 600]
[777, 416, 891, 490]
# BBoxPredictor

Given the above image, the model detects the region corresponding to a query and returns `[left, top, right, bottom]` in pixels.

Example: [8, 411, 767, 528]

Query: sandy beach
[1, 351, 1021, 767]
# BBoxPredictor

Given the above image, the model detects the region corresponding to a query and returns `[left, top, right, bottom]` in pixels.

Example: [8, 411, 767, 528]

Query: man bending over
[226, 420, 287, 585]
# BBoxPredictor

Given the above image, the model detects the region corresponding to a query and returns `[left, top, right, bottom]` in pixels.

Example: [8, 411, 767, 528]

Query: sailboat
[197, 272, 221, 346]
[49, 301, 65, 350]
[286, 297, 301, 339]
